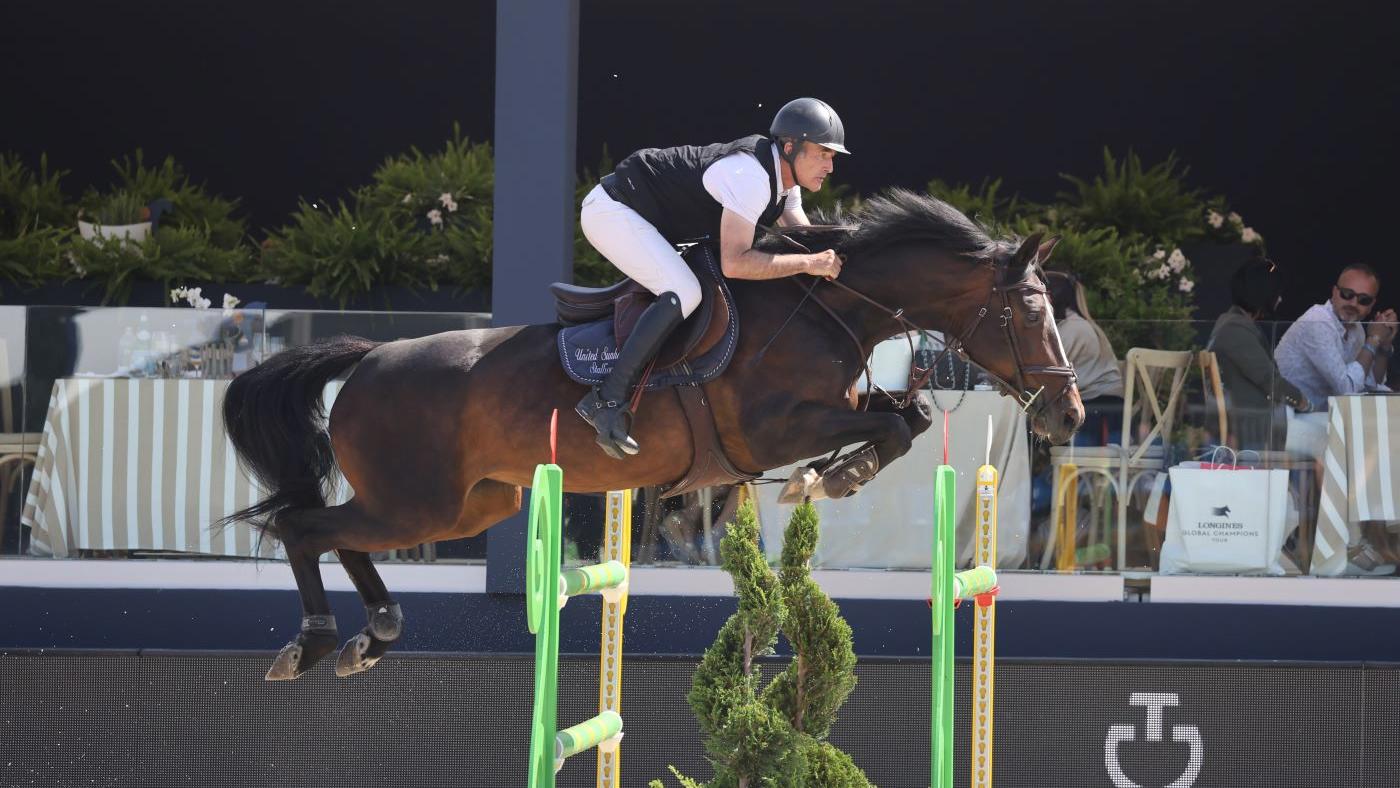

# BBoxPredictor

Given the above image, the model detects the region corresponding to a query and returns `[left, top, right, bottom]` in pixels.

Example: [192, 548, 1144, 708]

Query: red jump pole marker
[942, 410, 949, 466]
[550, 408, 559, 466]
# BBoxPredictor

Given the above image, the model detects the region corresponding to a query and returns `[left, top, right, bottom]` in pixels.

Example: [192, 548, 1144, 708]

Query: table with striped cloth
[21, 378, 349, 558]
[1311, 394, 1400, 576]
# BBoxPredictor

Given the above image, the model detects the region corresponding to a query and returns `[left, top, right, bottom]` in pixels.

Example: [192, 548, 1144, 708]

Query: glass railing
[3, 308, 1396, 584]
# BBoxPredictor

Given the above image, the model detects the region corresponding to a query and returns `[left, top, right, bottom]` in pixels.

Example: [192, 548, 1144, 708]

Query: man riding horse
[576, 97, 848, 458]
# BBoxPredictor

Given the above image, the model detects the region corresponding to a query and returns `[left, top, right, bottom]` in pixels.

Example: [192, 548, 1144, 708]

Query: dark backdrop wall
[4, 0, 1396, 318]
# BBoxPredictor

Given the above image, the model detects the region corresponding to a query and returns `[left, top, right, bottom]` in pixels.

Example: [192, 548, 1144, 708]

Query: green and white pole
[932, 410, 957, 788]
[527, 412, 628, 787]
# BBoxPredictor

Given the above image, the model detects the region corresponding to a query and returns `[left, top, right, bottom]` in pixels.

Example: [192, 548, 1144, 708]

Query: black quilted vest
[601, 135, 787, 244]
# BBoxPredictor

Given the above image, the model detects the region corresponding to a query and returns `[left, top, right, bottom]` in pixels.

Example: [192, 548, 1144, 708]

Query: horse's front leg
[858, 390, 935, 444]
[775, 403, 916, 503]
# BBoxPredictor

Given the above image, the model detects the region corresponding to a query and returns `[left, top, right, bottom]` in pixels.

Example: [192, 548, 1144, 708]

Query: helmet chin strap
[778, 137, 801, 191]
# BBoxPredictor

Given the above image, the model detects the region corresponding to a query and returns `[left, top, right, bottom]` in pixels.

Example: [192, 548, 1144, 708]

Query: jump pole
[972, 415, 999, 788]
[527, 412, 628, 788]
[596, 489, 632, 788]
[932, 413, 1000, 788]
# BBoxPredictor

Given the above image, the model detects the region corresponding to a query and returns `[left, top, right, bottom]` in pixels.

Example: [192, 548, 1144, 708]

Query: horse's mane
[755, 187, 1011, 262]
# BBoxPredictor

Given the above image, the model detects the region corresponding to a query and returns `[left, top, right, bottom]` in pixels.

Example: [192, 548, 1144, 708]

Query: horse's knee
[873, 416, 914, 467]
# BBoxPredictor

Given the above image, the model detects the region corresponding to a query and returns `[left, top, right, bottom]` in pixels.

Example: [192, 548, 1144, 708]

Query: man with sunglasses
[1276, 263, 1395, 407]
[1275, 264, 1395, 574]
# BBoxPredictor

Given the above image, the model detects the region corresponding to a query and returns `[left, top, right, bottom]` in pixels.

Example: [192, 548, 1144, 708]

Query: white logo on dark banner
[1104, 692, 1203, 788]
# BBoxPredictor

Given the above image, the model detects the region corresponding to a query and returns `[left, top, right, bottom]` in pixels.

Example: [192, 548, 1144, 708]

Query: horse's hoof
[778, 466, 822, 504]
[265, 630, 338, 681]
[266, 642, 304, 681]
[821, 448, 880, 499]
[336, 629, 395, 677]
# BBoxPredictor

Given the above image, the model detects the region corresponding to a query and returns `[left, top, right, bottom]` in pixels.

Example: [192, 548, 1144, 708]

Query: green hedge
[2, 137, 1265, 315]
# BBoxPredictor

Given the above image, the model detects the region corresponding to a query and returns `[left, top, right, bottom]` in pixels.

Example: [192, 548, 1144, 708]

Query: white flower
[1149, 263, 1172, 280]
[1241, 227, 1261, 243]
[1207, 210, 1225, 229]
[1178, 278, 1195, 293]
[1228, 211, 1244, 228]
[425, 254, 450, 268]
[427, 208, 443, 227]
[401, 193, 413, 205]
[170, 287, 188, 303]
[223, 293, 241, 310]
[1153, 249, 1167, 260]
[199, 297, 212, 309]
[1167, 248, 1188, 273]
[438, 192, 458, 213]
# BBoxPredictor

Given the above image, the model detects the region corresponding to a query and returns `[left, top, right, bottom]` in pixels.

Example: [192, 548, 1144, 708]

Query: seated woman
[1207, 258, 1311, 452]
[1046, 272, 1123, 445]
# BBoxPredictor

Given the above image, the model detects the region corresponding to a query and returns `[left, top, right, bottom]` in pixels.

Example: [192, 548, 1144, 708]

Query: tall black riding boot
[576, 292, 685, 459]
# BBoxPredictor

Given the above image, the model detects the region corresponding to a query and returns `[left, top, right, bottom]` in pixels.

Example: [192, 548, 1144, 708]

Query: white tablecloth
[21, 378, 348, 558]
[1311, 394, 1400, 575]
[753, 391, 1030, 569]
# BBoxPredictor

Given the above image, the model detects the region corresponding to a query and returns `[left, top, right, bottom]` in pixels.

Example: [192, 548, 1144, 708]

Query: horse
[220, 188, 1084, 680]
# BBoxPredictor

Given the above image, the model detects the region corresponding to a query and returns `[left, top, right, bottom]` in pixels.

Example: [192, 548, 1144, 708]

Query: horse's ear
[1036, 235, 1062, 265]
[1014, 232, 1045, 268]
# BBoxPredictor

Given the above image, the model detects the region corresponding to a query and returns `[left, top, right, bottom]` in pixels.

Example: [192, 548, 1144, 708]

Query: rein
[758, 232, 1078, 421]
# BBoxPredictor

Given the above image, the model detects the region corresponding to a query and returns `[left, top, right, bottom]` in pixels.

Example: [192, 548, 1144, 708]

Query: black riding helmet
[769, 97, 850, 157]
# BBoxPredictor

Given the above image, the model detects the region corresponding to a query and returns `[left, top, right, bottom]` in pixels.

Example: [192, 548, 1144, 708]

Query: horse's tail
[220, 336, 381, 541]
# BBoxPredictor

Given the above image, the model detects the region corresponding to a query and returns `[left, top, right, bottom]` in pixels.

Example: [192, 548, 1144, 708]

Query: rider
[576, 97, 849, 458]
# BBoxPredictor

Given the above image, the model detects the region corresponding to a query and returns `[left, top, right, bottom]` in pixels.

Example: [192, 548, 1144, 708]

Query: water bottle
[118, 327, 136, 375]
[134, 314, 153, 377]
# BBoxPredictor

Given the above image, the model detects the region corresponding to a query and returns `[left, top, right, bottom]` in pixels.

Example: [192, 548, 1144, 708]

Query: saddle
[550, 246, 731, 371]
[552, 243, 740, 391]
[551, 243, 755, 496]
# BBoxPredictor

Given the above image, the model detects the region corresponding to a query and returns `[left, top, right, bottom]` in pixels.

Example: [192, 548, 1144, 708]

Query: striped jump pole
[596, 489, 632, 788]
[971, 414, 1000, 788]
[526, 439, 629, 787]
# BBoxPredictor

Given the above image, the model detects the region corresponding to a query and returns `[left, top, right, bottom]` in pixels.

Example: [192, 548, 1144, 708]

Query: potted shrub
[77, 190, 152, 245]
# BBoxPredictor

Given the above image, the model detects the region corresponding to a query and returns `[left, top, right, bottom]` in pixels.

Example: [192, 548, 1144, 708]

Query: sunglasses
[1335, 286, 1376, 307]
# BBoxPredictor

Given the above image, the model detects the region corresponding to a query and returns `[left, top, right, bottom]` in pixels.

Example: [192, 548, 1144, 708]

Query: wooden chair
[0, 343, 42, 552]
[1044, 348, 1194, 570]
[1198, 350, 1318, 570]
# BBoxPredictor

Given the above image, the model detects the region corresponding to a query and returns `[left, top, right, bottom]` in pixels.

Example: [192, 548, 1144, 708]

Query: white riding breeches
[580, 184, 703, 317]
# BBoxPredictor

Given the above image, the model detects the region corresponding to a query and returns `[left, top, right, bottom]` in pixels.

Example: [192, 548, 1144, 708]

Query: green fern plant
[0, 226, 70, 292]
[98, 150, 247, 249]
[1057, 148, 1206, 246]
[261, 127, 496, 302]
[927, 177, 1028, 233]
[80, 190, 147, 226]
[67, 224, 252, 304]
[0, 152, 73, 238]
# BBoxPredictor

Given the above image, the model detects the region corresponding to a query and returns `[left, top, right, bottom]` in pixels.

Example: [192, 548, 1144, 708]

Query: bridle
[762, 235, 1078, 423]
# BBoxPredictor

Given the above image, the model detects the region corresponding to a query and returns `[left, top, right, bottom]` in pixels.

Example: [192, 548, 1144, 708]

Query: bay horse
[221, 188, 1083, 680]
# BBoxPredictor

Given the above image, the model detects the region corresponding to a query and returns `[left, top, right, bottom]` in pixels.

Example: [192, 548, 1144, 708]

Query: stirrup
[576, 390, 639, 459]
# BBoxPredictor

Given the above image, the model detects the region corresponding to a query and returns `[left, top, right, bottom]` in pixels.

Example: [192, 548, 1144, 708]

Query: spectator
[1207, 258, 1309, 451]
[1046, 272, 1122, 444]
[1276, 263, 1395, 405]
[1274, 264, 1396, 575]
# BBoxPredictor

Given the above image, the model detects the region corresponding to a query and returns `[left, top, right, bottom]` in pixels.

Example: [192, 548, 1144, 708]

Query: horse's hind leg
[333, 549, 403, 677]
[265, 501, 393, 680]
[265, 543, 340, 681]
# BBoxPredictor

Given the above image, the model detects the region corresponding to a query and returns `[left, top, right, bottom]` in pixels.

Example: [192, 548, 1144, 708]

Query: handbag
[1160, 448, 1293, 575]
